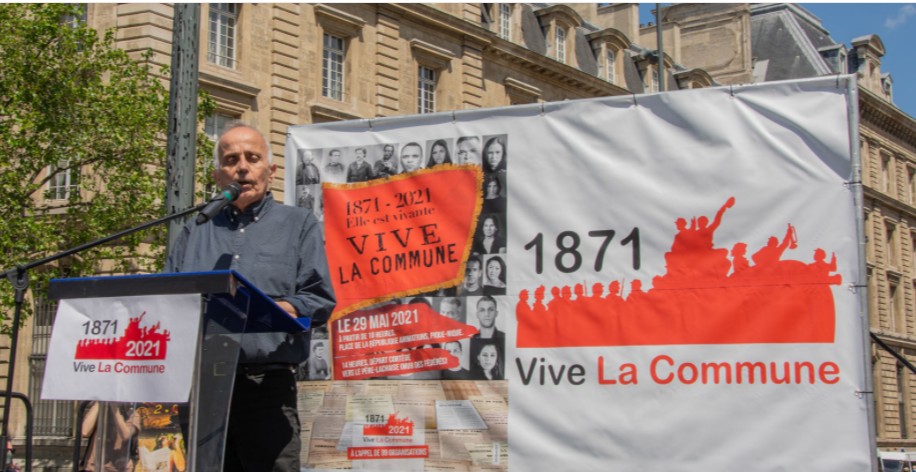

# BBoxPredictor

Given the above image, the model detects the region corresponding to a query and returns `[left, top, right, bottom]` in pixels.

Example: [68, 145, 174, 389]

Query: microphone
[196, 182, 242, 224]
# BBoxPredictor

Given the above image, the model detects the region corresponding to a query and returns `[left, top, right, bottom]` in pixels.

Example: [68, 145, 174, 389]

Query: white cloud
[885, 4, 916, 29]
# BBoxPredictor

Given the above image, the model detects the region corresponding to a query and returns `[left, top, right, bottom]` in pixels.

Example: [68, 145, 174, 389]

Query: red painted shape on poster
[516, 197, 843, 347]
[74, 312, 170, 360]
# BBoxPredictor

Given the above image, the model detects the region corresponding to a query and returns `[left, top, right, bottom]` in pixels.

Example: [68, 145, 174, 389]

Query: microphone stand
[0, 201, 209, 469]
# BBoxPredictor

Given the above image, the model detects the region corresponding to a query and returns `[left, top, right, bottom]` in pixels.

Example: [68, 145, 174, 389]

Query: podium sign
[41, 293, 201, 402]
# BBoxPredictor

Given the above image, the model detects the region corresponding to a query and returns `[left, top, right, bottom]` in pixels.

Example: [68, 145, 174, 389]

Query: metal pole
[0, 269, 28, 469]
[655, 3, 665, 92]
[847, 76, 878, 472]
[165, 4, 201, 254]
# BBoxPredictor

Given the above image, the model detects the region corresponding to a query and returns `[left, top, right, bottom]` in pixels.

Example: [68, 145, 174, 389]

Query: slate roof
[516, 3, 708, 91]
[749, 3, 835, 81]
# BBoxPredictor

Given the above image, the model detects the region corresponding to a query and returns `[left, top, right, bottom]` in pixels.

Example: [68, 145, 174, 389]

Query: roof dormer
[535, 4, 584, 65]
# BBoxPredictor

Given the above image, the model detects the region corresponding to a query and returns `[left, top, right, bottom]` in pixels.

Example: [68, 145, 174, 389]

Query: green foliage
[0, 4, 212, 326]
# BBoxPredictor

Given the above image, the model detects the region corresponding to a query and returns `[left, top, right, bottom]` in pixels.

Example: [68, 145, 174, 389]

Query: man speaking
[166, 122, 336, 471]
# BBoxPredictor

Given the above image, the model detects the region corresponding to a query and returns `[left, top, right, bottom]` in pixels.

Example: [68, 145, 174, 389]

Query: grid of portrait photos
[293, 135, 510, 381]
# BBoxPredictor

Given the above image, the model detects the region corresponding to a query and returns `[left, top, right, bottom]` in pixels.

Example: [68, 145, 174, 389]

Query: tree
[0, 4, 212, 323]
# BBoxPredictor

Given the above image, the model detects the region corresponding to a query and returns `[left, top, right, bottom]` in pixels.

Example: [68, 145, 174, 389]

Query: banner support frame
[847, 75, 878, 472]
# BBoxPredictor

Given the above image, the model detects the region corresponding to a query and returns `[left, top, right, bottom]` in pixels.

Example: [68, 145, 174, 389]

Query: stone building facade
[861, 84, 916, 450]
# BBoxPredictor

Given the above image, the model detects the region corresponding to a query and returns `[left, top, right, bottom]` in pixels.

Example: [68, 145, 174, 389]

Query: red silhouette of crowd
[75, 312, 171, 360]
[517, 197, 842, 347]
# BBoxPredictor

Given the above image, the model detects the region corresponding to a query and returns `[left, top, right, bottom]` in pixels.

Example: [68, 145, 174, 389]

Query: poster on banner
[347, 412, 428, 471]
[286, 77, 870, 471]
[42, 294, 201, 403]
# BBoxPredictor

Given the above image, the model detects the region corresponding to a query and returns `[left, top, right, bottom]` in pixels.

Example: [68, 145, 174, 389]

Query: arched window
[605, 49, 616, 83]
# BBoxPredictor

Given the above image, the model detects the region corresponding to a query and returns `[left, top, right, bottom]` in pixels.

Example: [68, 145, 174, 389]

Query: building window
[865, 211, 875, 264]
[63, 4, 87, 28]
[204, 112, 235, 142]
[910, 233, 916, 274]
[208, 3, 238, 68]
[47, 160, 78, 200]
[887, 222, 899, 268]
[499, 4, 512, 40]
[205, 112, 237, 193]
[899, 362, 910, 438]
[555, 27, 567, 64]
[881, 151, 894, 195]
[418, 66, 436, 114]
[606, 49, 616, 83]
[650, 68, 660, 93]
[315, 5, 366, 106]
[322, 33, 346, 101]
[908, 166, 916, 205]
[890, 278, 901, 332]
[29, 297, 75, 436]
[868, 268, 878, 329]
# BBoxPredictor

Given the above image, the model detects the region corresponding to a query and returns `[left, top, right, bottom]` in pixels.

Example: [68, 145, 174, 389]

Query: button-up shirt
[165, 193, 336, 365]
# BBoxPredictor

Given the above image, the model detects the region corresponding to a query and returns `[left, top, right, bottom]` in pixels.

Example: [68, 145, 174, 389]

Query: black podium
[47, 270, 308, 472]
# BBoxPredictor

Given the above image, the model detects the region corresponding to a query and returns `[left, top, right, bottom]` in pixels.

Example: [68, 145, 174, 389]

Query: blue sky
[640, 3, 916, 118]
[805, 3, 916, 118]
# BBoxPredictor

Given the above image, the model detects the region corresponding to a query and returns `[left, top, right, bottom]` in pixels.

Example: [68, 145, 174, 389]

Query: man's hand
[275, 300, 299, 319]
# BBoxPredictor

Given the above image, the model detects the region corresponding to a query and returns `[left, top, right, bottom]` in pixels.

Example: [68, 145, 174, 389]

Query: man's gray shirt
[165, 193, 336, 365]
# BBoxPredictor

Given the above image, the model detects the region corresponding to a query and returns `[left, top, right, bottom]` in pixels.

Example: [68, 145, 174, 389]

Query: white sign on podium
[41, 293, 201, 402]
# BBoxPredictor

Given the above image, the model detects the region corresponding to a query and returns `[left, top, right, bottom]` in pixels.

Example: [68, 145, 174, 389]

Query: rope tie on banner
[451, 110, 457, 124]
[729, 85, 735, 97]
[631, 93, 638, 106]
[539, 102, 545, 116]
[367, 118, 373, 131]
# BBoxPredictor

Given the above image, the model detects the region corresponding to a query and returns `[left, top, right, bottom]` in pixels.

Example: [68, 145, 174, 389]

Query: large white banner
[42, 294, 201, 402]
[286, 77, 869, 471]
